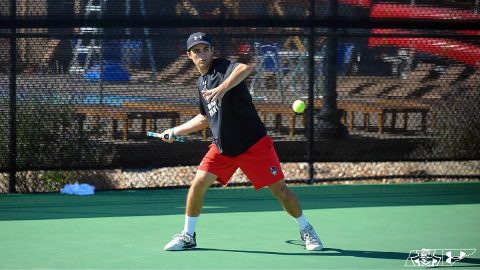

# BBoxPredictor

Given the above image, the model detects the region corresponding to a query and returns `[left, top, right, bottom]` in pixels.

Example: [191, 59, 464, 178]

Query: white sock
[184, 216, 198, 236]
[295, 213, 309, 231]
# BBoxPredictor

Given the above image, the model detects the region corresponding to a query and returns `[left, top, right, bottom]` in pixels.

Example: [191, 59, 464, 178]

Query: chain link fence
[1, 161, 479, 193]
[1, 0, 479, 193]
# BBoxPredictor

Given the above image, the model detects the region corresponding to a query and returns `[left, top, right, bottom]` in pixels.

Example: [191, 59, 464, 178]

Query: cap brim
[187, 41, 212, 50]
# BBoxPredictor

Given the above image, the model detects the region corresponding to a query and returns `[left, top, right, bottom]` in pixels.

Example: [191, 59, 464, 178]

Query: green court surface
[1, 182, 479, 270]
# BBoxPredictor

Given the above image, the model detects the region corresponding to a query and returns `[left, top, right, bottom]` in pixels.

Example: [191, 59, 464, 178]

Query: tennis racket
[147, 131, 185, 143]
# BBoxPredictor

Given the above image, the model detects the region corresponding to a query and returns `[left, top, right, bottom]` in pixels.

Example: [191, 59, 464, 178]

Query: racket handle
[164, 133, 185, 142]
[175, 136, 185, 143]
[147, 131, 185, 142]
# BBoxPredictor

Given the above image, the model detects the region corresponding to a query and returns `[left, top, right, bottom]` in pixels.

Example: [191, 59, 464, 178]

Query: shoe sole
[306, 245, 323, 251]
[164, 243, 197, 251]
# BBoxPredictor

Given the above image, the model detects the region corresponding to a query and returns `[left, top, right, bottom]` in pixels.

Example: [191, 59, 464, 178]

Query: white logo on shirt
[207, 100, 219, 117]
[203, 78, 219, 117]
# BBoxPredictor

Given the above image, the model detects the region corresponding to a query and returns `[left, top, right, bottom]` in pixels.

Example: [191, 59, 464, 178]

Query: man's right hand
[160, 128, 175, 143]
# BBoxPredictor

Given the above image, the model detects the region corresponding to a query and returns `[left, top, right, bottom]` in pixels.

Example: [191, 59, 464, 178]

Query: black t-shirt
[198, 58, 266, 156]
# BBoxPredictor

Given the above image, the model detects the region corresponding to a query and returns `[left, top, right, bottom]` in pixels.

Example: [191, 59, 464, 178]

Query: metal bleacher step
[80, 27, 101, 34]
[69, 66, 85, 74]
[74, 45, 101, 54]
[85, 5, 102, 12]
[69, 0, 106, 75]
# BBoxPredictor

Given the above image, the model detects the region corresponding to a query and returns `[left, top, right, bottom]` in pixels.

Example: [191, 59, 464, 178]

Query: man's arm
[160, 114, 209, 143]
[202, 63, 252, 103]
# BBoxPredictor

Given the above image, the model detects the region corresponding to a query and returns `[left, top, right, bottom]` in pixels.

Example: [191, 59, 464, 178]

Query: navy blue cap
[187, 32, 212, 50]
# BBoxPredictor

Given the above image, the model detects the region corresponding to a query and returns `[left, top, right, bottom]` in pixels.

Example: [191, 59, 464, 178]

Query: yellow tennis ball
[292, 100, 305, 113]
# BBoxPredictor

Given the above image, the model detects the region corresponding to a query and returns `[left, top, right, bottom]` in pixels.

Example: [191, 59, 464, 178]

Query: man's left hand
[202, 87, 225, 103]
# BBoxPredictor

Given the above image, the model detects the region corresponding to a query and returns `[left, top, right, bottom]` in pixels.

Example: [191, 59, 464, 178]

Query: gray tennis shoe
[300, 224, 323, 251]
[164, 231, 197, 251]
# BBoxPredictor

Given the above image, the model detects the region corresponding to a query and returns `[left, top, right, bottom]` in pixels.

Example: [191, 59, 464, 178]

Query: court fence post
[307, 0, 316, 183]
[8, 0, 18, 193]
[314, 0, 348, 140]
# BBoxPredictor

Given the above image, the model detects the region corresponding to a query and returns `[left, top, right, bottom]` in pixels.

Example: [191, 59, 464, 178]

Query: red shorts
[198, 136, 285, 190]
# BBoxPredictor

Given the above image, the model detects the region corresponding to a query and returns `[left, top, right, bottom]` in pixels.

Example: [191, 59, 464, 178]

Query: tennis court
[1, 182, 479, 270]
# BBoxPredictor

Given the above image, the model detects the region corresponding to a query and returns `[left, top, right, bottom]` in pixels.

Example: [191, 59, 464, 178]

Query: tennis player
[162, 32, 323, 251]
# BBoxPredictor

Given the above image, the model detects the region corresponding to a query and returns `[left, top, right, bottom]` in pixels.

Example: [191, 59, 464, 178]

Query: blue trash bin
[122, 40, 143, 66]
[84, 41, 130, 82]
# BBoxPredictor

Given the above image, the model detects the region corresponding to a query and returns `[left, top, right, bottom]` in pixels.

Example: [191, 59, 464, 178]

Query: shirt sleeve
[224, 60, 240, 81]
[197, 76, 207, 115]
[198, 96, 206, 115]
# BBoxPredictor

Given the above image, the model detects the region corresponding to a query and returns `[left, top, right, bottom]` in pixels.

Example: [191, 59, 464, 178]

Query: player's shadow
[195, 241, 480, 267]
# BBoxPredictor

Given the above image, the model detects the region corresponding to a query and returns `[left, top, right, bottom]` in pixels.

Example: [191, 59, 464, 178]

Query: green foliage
[40, 171, 73, 186]
[0, 93, 114, 192]
[416, 88, 480, 159]
[0, 99, 10, 170]
[15, 170, 79, 193]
